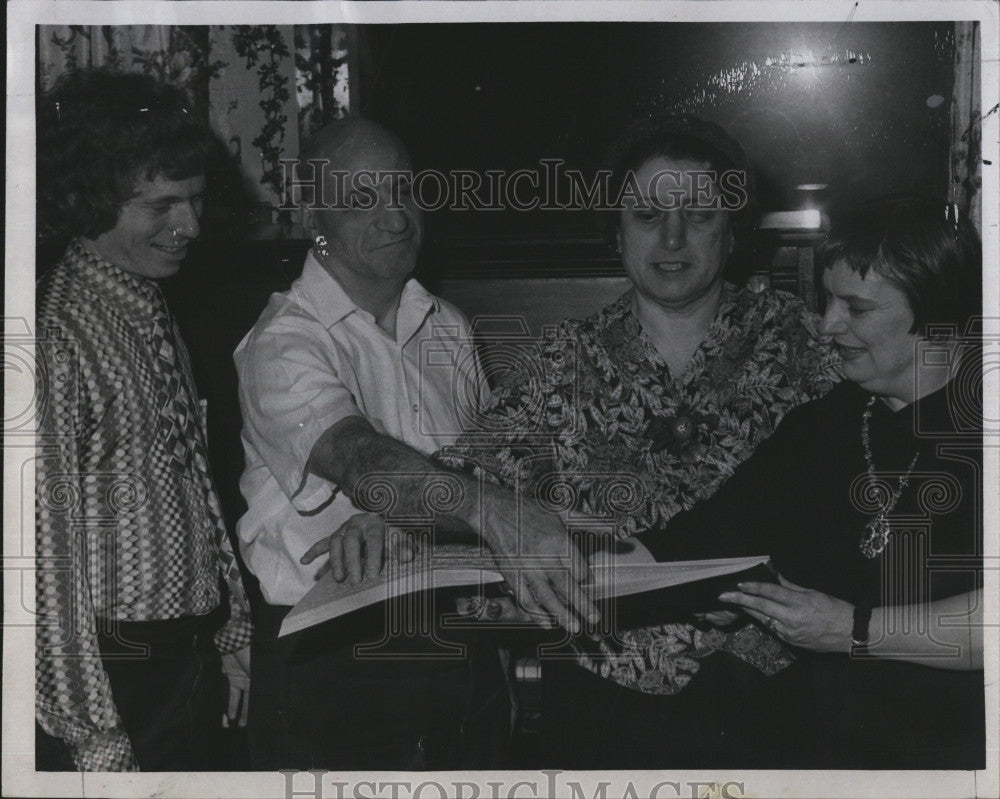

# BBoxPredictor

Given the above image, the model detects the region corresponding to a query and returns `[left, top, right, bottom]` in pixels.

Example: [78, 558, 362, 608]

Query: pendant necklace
[858, 396, 920, 559]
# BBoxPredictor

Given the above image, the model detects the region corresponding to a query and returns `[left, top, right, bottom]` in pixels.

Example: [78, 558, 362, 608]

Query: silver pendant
[860, 516, 890, 558]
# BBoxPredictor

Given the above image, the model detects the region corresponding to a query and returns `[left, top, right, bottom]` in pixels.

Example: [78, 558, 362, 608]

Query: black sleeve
[636, 406, 807, 562]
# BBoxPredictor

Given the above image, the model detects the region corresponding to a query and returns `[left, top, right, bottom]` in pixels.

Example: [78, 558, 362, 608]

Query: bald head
[299, 118, 410, 173]
[298, 118, 423, 310]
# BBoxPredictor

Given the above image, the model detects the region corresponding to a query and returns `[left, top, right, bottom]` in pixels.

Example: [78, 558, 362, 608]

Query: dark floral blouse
[440, 284, 841, 695]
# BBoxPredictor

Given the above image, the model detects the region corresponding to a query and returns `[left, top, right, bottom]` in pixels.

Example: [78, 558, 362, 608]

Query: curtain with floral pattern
[38, 24, 349, 226]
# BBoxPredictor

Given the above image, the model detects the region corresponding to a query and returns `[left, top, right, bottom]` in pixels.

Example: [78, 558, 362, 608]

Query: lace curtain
[38, 25, 349, 220]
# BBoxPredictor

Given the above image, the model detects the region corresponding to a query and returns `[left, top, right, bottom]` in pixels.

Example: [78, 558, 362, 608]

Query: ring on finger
[465, 596, 486, 617]
[764, 617, 778, 632]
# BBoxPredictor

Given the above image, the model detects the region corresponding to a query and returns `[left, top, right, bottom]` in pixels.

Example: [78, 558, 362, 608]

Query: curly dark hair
[37, 69, 210, 241]
[600, 112, 758, 246]
[818, 195, 982, 334]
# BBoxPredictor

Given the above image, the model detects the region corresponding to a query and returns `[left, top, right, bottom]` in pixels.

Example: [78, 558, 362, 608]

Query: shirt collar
[298, 250, 439, 335]
[612, 281, 739, 324]
[66, 239, 168, 319]
[603, 281, 739, 358]
[297, 252, 358, 329]
[396, 278, 439, 345]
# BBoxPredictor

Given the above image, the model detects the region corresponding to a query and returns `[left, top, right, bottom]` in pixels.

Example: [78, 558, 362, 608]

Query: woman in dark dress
[635, 195, 985, 768]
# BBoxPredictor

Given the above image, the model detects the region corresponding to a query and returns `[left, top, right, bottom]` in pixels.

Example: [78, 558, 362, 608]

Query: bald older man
[235, 119, 514, 769]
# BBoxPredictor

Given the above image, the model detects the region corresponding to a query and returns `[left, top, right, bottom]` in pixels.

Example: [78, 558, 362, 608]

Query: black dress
[638, 380, 985, 769]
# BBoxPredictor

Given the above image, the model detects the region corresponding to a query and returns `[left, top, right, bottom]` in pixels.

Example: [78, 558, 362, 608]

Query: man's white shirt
[235, 252, 487, 606]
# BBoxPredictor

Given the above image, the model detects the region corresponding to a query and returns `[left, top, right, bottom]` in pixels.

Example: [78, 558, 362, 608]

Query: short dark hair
[37, 69, 210, 241]
[601, 112, 757, 244]
[818, 195, 982, 334]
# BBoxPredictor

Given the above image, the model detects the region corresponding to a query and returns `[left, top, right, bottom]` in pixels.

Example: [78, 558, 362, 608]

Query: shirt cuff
[287, 412, 389, 513]
[213, 611, 253, 655]
[290, 469, 339, 514]
[69, 726, 139, 771]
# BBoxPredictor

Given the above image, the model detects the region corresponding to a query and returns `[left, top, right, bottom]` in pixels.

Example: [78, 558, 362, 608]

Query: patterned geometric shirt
[439, 284, 840, 694]
[35, 241, 253, 770]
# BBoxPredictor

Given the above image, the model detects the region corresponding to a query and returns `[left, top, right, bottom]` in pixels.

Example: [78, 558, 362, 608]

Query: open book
[279, 541, 774, 637]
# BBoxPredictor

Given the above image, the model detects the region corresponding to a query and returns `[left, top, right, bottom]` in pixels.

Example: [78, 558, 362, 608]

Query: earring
[314, 234, 330, 259]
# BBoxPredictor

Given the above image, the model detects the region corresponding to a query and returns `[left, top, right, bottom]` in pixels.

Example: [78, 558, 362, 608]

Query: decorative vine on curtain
[295, 26, 350, 143]
[38, 24, 349, 225]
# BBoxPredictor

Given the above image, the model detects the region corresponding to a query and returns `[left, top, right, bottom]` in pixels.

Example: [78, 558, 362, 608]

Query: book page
[281, 546, 770, 636]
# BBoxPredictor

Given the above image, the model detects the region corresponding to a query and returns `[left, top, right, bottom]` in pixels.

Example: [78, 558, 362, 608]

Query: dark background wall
[357, 22, 954, 254]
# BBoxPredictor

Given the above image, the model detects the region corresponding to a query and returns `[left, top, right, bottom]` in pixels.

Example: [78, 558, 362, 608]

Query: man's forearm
[308, 416, 489, 530]
[309, 416, 598, 628]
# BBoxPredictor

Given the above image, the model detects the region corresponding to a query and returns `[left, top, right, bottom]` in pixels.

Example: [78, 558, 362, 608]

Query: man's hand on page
[478, 489, 599, 634]
[300, 512, 415, 584]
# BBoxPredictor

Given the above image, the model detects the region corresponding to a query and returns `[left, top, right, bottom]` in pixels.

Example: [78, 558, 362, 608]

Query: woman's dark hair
[600, 112, 758, 245]
[37, 69, 210, 241]
[818, 195, 982, 334]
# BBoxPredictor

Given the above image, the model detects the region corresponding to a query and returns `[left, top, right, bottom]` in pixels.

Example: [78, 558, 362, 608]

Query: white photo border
[5, 2, 998, 797]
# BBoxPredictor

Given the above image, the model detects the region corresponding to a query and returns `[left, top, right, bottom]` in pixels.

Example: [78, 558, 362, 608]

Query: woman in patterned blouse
[437, 113, 841, 767]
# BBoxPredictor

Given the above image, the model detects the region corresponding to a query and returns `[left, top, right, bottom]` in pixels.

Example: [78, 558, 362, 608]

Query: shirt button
[412, 404, 419, 413]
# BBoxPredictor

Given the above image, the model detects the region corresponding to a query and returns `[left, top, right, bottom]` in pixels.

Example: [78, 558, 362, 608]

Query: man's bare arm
[308, 416, 454, 520]
[305, 415, 598, 631]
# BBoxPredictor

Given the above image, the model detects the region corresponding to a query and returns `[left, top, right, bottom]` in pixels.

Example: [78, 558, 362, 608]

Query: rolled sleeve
[237, 321, 363, 513]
